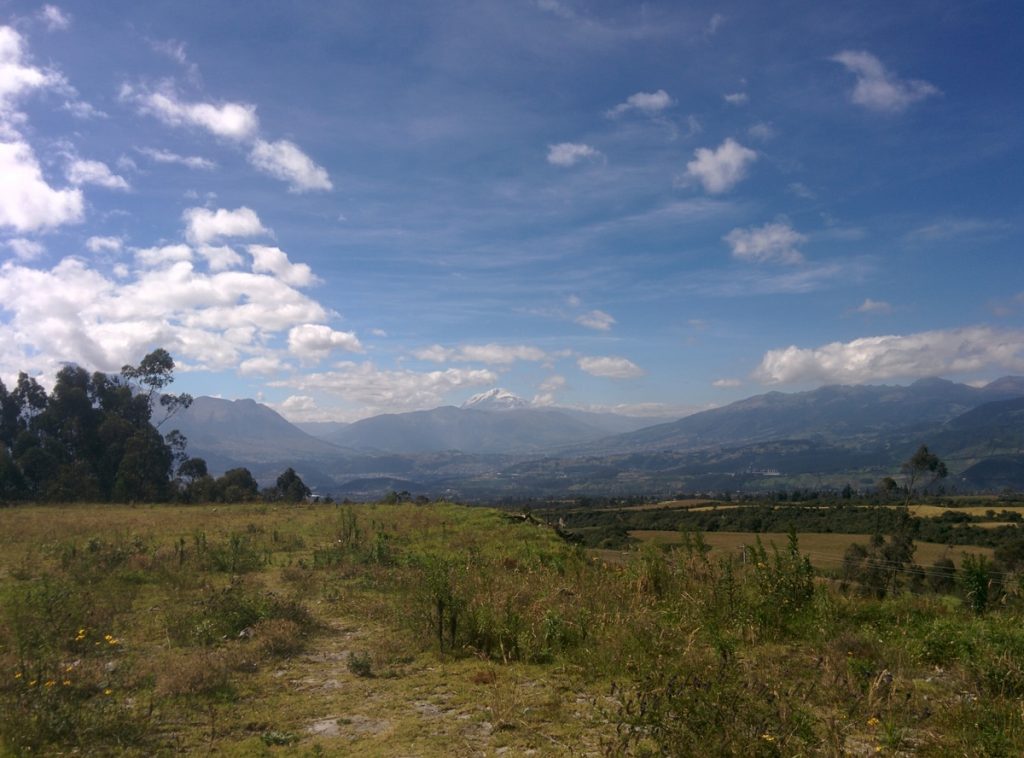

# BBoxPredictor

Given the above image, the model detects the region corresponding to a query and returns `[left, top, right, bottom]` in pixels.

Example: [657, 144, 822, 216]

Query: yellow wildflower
[103, 688, 113, 696]
[761, 733, 775, 742]
[62, 680, 72, 686]
[14, 672, 21, 679]
[867, 716, 881, 727]
[44, 680, 56, 688]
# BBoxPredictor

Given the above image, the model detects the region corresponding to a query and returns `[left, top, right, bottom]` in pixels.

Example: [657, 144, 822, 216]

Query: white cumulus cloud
[248, 244, 317, 287]
[134, 243, 192, 267]
[754, 326, 1024, 385]
[0, 140, 83, 232]
[248, 139, 332, 192]
[0, 248, 333, 380]
[713, 378, 742, 388]
[86, 236, 123, 253]
[126, 85, 259, 141]
[724, 222, 806, 264]
[183, 206, 269, 245]
[288, 323, 363, 359]
[0, 26, 65, 110]
[196, 244, 242, 272]
[547, 142, 601, 167]
[723, 92, 748, 105]
[67, 159, 129, 190]
[832, 50, 939, 113]
[274, 363, 498, 415]
[279, 394, 317, 415]
[578, 355, 645, 379]
[685, 138, 757, 194]
[239, 355, 286, 375]
[4, 238, 44, 260]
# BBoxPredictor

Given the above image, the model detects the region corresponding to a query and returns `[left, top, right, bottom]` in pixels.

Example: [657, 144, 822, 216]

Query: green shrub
[164, 579, 313, 646]
[347, 650, 373, 677]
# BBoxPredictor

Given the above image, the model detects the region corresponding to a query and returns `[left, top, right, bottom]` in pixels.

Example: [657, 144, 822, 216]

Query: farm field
[2, 502, 1024, 755]
[628, 530, 994, 570]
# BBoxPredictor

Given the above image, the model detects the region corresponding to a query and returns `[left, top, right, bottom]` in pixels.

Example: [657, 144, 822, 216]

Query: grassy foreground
[0, 503, 1023, 756]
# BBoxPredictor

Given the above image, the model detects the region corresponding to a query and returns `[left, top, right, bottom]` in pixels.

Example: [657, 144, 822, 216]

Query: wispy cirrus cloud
[39, 6, 71, 31]
[137, 147, 215, 170]
[606, 89, 673, 118]
[547, 142, 602, 167]
[413, 343, 547, 364]
[854, 298, 892, 315]
[903, 217, 1012, 243]
[575, 309, 615, 331]
[123, 81, 332, 192]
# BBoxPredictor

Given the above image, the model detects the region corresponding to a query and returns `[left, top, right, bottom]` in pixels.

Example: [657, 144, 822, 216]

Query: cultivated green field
[2, 502, 1024, 756]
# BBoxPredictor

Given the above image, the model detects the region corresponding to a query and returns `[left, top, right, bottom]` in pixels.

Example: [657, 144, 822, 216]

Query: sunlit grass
[0, 502, 1022, 755]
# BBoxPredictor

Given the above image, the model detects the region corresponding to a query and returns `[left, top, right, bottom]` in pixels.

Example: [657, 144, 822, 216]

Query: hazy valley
[169, 376, 1024, 501]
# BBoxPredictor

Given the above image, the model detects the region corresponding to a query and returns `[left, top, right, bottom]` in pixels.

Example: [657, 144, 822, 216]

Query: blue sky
[0, 0, 1021, 421]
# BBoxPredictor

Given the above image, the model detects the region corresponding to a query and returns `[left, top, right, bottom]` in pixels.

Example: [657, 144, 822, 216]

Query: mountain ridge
[170, 376, 1024, 496]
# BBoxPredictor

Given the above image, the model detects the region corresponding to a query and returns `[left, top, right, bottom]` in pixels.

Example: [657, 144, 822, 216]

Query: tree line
[0, 349, 310, 504]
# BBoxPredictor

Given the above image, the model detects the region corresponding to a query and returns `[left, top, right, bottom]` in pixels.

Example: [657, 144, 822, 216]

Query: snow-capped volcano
[461, 388, 530, 411]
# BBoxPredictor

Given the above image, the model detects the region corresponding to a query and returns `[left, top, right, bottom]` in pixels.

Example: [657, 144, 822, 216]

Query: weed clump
[164, 578, 314, 646]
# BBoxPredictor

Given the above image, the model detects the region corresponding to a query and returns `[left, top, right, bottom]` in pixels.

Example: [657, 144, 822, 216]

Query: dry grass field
[628, 530, 994, 570]
[2, 502, 1024, 756]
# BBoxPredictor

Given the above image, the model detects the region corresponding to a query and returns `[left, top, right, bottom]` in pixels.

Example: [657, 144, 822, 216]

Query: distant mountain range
[570, 376, 1024, 456]
[168, 379, 1024, 497]
[296, 396, 664, 454]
